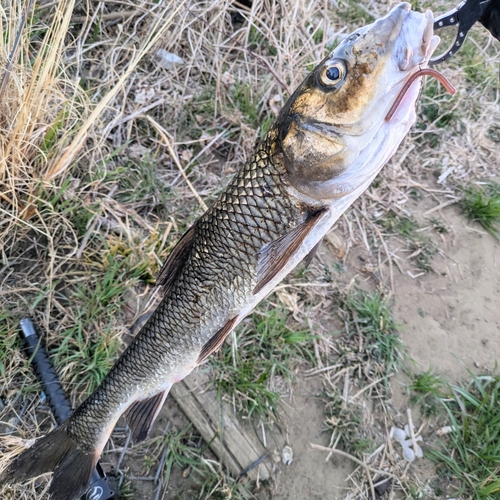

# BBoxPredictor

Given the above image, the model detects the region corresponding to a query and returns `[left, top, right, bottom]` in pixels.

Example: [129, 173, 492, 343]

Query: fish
[0, 3, 453, 499]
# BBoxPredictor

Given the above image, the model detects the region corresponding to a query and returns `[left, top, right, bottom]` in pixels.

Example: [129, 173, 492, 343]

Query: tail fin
[0, 425, 97, 500]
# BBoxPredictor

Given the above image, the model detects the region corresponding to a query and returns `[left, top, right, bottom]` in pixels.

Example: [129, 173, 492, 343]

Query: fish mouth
[386, 9, 455, 123]
[396, 9, 439, 73]
[387, 8, 442, 93]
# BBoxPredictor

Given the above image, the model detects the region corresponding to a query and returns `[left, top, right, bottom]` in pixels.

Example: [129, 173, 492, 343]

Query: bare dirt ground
[393, 207, 500, 379]
[273, 377, 356, 499]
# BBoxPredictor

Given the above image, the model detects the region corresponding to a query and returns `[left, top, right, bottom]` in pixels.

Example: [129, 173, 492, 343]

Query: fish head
[276, 2, 440, 200]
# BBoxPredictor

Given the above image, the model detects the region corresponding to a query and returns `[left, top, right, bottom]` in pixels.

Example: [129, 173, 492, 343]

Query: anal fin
[125, 390, 169, 443]
[254, 208, 328, 294]
[197, 316, 238, 364]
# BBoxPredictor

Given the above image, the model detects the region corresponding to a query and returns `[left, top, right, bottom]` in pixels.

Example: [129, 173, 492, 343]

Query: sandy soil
[273, 378, 355, 500]
[393, 206, 500, 379]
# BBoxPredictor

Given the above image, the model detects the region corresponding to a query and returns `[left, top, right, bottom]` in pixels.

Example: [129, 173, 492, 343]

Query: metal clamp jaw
[429, 0, 494, 65]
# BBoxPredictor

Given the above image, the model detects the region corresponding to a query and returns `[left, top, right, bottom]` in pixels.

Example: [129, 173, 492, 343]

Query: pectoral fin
[253, 208, 328, 294]
[125, 390, 169, 443]
[302, 239, 322, 268]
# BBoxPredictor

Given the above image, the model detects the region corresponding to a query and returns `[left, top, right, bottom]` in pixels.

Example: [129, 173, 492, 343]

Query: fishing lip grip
[429, 0, 494, 66]
[19, 318, 119, 500]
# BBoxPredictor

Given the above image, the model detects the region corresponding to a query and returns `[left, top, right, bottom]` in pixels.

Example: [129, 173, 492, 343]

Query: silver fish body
[0, 4, 441, 499]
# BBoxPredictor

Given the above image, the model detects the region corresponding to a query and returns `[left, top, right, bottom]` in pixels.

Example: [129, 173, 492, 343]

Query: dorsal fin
[197, 316, 239, 364]
[156, 225, 196, 289]
[253, 208, 328, 295]
[125, 390, 169, 443]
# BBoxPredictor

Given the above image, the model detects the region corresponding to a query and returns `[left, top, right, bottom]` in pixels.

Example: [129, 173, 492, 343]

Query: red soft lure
[385, 68, 456, 122]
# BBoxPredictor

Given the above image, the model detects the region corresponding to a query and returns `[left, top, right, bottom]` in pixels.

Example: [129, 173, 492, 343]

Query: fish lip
[387, 3, 412, 44]
[395, 3, 412, 26]
[422, 10, 435, 61]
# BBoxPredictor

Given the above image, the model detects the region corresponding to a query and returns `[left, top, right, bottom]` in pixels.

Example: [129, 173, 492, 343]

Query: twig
[310, 443, 376, 500]
[313, 337, 323, 369]
[342, 370, 350, 403]
[366, 443, 385, 463]
[273, 282, 331, 291]
[0, 207, 49, 238]
[406, 408, 419, 456]
[154, 421, 171, 500]
[305, 363, 342, 377]
[71, 9, 142, 23]
[76, 215, 99, 259]
[115, 428, 132, 470]
[0, 0, 35, 102]
[357, 208, 395, 292]
[350, 376, 386, 402]
[311, 442, 401, 487]
[105, 98, 166, 131]
[232, 0, 252, 11]
[145, 115, 208, 211]
[230, 46, 292, 95]
[327, 366, 351, 384]
[423, 199, 457, 216]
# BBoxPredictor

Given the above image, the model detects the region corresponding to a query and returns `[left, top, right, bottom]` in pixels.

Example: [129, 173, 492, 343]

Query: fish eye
[319, 60, 347, 88]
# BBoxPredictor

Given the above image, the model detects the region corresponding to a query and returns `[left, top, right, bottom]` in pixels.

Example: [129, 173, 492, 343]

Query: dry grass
[0, 0, 499, 498]
[0, 0, 85, 245]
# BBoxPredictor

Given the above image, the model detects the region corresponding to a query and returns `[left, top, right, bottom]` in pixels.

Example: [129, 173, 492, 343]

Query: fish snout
[370, 3, 411, 46]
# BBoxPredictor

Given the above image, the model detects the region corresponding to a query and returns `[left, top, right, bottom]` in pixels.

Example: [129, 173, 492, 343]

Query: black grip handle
[19, 318, 120, 499]
[480, 0, 500, 42]
[20, 319, 72, 424]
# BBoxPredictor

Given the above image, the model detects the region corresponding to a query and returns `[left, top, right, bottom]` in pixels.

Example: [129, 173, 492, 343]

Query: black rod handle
[19, 318, 119, 499]
[19, 318, 72, 424]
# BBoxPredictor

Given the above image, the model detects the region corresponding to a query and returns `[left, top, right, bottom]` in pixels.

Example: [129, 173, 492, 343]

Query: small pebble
[281, 445, 293, 465]
[156, 49, 184, 70]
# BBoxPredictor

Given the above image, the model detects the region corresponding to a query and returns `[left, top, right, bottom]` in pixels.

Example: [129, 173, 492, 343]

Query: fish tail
[0, 423, 98, 500]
